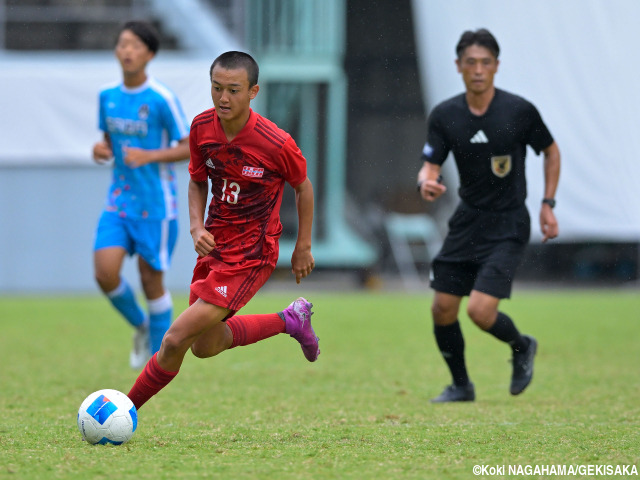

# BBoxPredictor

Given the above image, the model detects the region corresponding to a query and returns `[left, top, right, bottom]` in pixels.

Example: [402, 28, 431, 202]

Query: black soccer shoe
[430, 382, 475, 403]
[510, 335, 538, 395]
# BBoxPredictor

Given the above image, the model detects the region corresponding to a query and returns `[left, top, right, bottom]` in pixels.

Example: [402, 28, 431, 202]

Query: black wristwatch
[542, 198, 556, 208]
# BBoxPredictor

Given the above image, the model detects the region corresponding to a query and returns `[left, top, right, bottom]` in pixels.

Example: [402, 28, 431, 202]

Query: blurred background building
[0, 0, 638, 292]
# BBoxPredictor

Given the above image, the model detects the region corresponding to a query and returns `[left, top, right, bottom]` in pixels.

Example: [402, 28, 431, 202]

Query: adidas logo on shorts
[215, 285, 228, 297]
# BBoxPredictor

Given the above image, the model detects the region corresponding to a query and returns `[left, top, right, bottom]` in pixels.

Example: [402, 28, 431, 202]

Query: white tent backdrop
[411, 0, 640, 241]
[0, 52, 215, 164]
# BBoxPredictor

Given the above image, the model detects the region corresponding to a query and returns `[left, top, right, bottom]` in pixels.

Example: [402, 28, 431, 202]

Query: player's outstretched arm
[188, 179, 216, 257]
[291, 177, 315, 284]
[540, 141, 560, 242]
[124, 138, 190, 168]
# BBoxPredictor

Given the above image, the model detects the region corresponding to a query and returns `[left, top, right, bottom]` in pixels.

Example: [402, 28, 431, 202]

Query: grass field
[1, 289, 638, 479]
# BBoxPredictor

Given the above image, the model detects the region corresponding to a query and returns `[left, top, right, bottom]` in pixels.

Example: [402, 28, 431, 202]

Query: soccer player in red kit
[127, 51, 318, 410]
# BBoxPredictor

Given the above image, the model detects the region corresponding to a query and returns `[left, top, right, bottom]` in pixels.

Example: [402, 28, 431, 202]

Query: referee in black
[417, 29, 560, 402]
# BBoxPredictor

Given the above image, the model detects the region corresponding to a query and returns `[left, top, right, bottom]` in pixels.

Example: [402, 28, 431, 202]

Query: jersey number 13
[220, 178, 240, 204]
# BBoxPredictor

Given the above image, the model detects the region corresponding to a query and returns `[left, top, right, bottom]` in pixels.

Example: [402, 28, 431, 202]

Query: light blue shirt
[98, 77, 189, 220]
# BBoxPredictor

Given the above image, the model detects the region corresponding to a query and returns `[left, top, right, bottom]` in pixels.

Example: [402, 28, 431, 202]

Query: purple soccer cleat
[282, 297, 320, 362]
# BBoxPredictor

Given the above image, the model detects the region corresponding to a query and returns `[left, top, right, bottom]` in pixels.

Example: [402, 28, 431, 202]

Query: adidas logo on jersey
[206, 158, 215, 169]
[470, 130, 489, 143]
[215, 285, 228, 297]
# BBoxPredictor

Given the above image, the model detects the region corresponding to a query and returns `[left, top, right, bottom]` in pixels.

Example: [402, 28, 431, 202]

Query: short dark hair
[119, 20, 160, 54]
[456, 28, 499, 59]
[209, 51, 259, 87]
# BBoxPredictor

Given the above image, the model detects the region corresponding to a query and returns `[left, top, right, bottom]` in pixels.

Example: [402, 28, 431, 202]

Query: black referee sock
[486, 312, 529, 353]
[434, 321, 470, 387]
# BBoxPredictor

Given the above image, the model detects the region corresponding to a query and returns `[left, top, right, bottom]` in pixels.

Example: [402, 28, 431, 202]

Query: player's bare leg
[158, 299, 230, 371]
[127, 300, 230, 409]
[94, 247, 127, 293]
[138, 257, 165, 299]
[431, 291, 462, 326]
[128, 299, 319, 409]
[466, 290, 500, 329]
[190, 321, 233, 358]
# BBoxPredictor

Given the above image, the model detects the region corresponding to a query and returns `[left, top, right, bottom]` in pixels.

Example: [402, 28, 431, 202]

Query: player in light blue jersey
[92, 21, 190, 369]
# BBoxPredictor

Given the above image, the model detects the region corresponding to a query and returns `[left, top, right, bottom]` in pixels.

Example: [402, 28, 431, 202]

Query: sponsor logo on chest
[106, 117, 148, 137]
[242, 166, 264, 178]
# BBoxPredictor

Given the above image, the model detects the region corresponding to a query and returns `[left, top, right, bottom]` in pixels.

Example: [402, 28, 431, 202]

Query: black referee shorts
[430, 202, 530, 299]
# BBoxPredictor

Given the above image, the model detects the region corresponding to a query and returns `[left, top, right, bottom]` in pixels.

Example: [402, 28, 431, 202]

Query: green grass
[0, 289, 638, 479]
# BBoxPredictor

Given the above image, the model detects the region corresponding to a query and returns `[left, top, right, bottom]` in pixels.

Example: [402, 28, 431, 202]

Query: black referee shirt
[422, 88, 554, 211]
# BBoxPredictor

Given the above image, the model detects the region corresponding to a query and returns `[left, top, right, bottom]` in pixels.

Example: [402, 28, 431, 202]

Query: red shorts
[189, 254, 277, 318]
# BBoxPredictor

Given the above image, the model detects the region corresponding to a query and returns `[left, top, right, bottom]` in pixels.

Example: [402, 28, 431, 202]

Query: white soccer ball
[77, 389, 137, 445]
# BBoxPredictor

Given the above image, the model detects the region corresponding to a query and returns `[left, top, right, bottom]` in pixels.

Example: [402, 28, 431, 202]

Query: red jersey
[189, 108, 307, 263]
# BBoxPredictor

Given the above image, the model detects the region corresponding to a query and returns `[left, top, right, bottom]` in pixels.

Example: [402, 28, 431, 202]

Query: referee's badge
[422, 142, 433, 158]
[491, 155, 512, 177]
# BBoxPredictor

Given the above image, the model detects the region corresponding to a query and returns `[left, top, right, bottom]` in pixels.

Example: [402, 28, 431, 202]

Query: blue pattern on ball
[86, 394, 118, 425]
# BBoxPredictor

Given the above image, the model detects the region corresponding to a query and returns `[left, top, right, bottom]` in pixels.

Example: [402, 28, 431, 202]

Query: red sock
[128, 353, 179, 410]
[226, 313, 286, 348]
